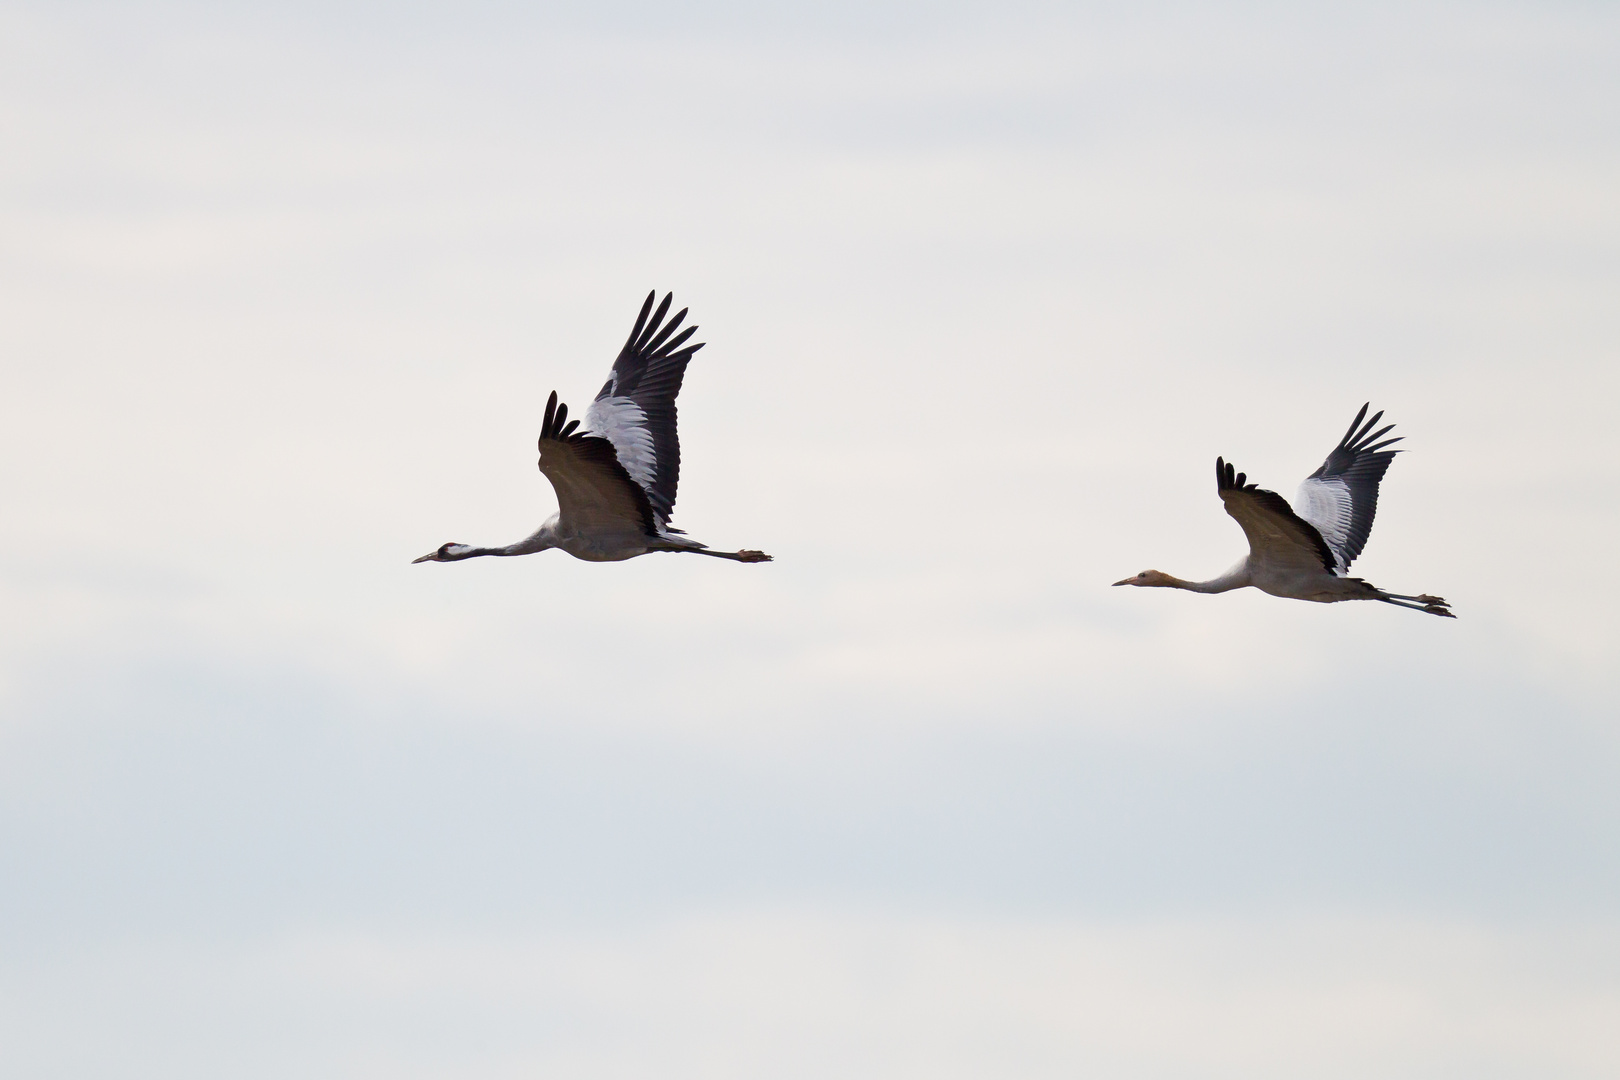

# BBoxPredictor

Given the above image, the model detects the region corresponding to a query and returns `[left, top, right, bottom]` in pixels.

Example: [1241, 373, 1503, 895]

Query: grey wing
[1216, 457, 1336, 575]
[583, 291, 704, 530]
[537, 392, 658, 540]
[1292, 404, 1402, 573]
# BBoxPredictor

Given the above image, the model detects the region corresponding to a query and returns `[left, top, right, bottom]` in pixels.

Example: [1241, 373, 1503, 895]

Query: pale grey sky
[2, 1, 1618, 1077]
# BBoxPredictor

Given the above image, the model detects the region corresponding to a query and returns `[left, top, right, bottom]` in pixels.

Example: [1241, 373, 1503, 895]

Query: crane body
[415, 292, 771, 567]
[1114, 405, 1453, 617]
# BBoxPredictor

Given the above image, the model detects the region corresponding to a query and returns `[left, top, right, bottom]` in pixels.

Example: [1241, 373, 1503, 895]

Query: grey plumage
[1114, 403, 1452, 617]
[413, 291, 770, 567]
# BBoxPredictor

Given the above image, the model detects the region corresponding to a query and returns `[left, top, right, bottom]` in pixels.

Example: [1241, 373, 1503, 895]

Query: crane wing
[1292, 403, 1403, 573]
[584, 291, 704, 530]
[537, 391, 657, 540]
[1216, 457, 1336, 576]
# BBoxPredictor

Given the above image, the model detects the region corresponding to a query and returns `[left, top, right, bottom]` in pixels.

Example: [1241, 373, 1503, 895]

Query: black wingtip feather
[541, 390, 559, 439]
[635, 294, 675, 352]
[642, 307, 688, 355]
[1341, 403, 1371, 446]
[1353, 409, 1385, 444]
[661, 324, 698, 356]
[541, 391, 590, 444]
[1312, 403, 1406, 478]
[1362, 422, 1397, 446]
[609, 291, 708, 371]
[1215, 457, 1255, 492]
[1333, 407, 1401, 457]
[623, 292, 655, 351]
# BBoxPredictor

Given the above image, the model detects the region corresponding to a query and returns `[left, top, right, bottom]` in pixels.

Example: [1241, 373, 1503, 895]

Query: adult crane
[1113, 405, 1453, 616]
[413, 291, 771, 566]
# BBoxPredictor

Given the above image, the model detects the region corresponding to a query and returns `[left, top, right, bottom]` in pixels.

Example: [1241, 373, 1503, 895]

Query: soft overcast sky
[2, 1, 1617, 1076]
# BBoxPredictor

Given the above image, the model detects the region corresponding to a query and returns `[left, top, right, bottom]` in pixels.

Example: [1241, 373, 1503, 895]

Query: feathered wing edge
[539, 390, 658, 537]
[1304, 402, 1405, 570]
[608, 291, 704, 390]
[592, 291, 705, 524]
[1315, 403, 1405, 475]
[541, 389, 582, 440]
[1216, 456, 1337, 574]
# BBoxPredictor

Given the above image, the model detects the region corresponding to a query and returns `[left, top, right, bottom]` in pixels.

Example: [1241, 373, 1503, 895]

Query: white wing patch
[1295, 477, 1352, 572]
[585, 396, 658, 499]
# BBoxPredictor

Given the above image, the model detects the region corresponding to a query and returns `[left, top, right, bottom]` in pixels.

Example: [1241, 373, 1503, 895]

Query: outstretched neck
[441, 545, 505, 560]
[493, 517, 559, 557]
[437, 520, 559, 561]
[1166, 561, 1251, 594]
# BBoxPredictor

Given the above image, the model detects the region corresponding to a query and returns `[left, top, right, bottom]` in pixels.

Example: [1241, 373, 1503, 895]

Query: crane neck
[1168, 561, 1250, 594]
[494, 519, 559, 557]
[441, 545, 505, 560]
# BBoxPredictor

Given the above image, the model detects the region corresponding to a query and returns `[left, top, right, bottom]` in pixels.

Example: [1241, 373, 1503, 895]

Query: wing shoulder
[538, 391, 657, 536]
[1216, 457, 1336, 574]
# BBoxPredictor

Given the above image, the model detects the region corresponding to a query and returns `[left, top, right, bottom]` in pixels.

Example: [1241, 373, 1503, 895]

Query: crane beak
[411, 552, 439, 564]
[1111, 577, 1132, 586]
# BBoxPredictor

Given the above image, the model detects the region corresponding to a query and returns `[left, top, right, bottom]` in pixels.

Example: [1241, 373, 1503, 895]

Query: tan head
[1113, 570, 1175, 588]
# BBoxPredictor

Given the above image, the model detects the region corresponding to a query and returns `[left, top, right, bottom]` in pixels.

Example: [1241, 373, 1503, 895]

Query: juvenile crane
[1114, 405, 1453, 616]
[413, 291, 771, 566]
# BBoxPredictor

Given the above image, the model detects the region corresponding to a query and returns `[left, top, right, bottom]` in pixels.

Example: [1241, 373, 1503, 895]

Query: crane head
[412, 543, 475, 563]
[1113, 570, 1173, 588]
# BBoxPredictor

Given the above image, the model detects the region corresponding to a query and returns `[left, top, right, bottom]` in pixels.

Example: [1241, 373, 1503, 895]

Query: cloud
[5, 909, 1618, 1079]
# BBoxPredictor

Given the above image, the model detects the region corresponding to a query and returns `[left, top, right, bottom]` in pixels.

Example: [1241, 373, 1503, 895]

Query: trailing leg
[1374, 593, 1455, 617]
[682, 547, 773, 563]
[1383, 590, 1450, 607]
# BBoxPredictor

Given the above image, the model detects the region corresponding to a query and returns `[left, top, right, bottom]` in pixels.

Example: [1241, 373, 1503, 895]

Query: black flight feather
[1306, 402, 1404, 569]
[594, 291, 707, 525]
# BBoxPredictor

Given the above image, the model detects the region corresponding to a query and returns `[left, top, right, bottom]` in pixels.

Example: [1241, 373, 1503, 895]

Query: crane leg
[1374, 594, 1456, 618]
[683, 547, 773, 563]
[1383, 591, 1449, 606]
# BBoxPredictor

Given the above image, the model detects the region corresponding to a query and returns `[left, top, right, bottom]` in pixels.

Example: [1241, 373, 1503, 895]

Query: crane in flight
[414, 291, 771, 566]
[1114, 404, 1453, 616]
